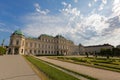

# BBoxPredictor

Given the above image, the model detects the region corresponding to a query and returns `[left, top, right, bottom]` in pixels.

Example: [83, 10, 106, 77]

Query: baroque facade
[8, 30, 114, 55]
[8, 30, 85, 55]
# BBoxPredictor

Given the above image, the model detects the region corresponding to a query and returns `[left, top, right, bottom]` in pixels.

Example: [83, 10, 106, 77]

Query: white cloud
[94, 0, 97, 2]
[22, 13, 68, 37]
[0, 29, 10, 32]
[91, 28, 120, 46]
[22, 12, 110, 46]
[0, 22, 12, 32]
[88, 3, 92, 7]
[75, 14, 109, 41]
[113, 0, 120, 4]
[86, 14, 109, 33]
[34, 3, 49, 15]
[81, 15, 120, 46]
[74, 0, 78, 3]
[22, 1, 120, 46]
[61, 3, 80, 16]
[62, 2, 67, 6]
[0, 23, 5, 26]
[23, 2, 81, 37]
[102, 0, 107, 4]
[99, 4, 104, 11]
[34, 3, 40, 9]
[98, 0, 108, 11]
[112, 0, 120, 18]
[89, 0, 107, 11]
[23, 2, 81, 44]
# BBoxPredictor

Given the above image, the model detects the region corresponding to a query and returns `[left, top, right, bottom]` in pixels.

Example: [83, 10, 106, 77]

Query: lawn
[49, 56, 120, 72]
[25, 56, 79, 80]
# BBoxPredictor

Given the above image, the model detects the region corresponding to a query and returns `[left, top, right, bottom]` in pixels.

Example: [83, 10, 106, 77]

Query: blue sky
[0, 0, 120, 46]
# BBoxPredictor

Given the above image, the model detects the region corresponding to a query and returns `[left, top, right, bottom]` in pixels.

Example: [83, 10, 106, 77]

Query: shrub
[0, 47, 6, 55]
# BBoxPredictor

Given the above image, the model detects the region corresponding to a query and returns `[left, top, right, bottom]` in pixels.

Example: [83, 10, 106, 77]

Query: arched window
[30, 50, 32, 53]
[49, 51, 50, 54]
[16, 40, 19, 45]
[21, 49, 23, 53]
[42, 50, 44, 54]
[45, 51, 47, 54]
[38, 50, 40, 53]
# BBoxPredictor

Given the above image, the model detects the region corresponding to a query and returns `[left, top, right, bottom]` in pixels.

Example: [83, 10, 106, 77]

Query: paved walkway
[37, 57, 120, 80]
[0, 55, 40, 80]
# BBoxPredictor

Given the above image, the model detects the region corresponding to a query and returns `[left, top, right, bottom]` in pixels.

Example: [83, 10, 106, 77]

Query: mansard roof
[38, 34, 66, 39]
[38, 34, 54, 39]
[55, 35, 65, 39]
[85, 44, 114, 48]
[12, 29, 24, 36]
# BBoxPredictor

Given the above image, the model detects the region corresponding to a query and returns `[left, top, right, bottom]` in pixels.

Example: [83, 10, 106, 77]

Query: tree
[94, 51, 98, 58]
[0, 46, 6, 55]
[105, 49, 112, 59]
[100, 48, 112, 59]
[100, 48, 105, 56]
[85, 52, 89, 57]
[112, 48, 120, 57]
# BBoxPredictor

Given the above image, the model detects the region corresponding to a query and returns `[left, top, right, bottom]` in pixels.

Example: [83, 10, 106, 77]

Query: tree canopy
[0, 46, 6, 55]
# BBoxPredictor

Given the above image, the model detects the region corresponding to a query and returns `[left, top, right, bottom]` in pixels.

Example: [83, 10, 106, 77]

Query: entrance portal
[14, 47, 19, 54]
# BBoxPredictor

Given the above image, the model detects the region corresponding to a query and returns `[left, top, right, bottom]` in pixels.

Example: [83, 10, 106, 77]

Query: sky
[0, 0, 120, 46]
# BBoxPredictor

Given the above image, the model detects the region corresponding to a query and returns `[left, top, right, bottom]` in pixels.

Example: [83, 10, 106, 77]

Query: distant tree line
[97, 48, 120, 59]
[85, 48, 120, 59]
[99, 49, 112, 59]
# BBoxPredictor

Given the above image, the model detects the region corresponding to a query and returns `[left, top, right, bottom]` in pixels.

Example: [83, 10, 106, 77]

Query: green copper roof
[13, 30, 24, 36]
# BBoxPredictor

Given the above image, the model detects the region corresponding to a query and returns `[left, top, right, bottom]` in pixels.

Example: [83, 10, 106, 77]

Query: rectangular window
[30, 43, 32, 47]
[26, 42, 28, 47]
[34, 43, 36, 47]
[16, 40, 19, 45]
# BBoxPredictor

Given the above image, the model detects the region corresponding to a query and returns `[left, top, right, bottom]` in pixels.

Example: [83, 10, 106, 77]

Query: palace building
[8, 30, 85, 55]
[8, 30, 114, 55]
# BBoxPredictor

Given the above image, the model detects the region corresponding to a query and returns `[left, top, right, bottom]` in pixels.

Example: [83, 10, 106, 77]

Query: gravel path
[37, 57, 120, 80]
[0, 55, 40, 80]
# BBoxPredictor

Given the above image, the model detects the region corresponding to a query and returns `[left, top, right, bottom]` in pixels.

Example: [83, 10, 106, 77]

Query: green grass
[40, 58, 98, 80]
[50, 56, 120, 72]
[25, 56, 79, 80]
